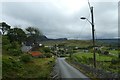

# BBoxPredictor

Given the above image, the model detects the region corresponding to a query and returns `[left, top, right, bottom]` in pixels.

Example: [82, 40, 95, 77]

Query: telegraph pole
[81, 1, 96, 68]
[91, 6, 96, 68]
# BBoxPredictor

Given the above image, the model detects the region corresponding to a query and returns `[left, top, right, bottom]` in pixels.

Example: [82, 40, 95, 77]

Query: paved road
[57, 58, 90, 80]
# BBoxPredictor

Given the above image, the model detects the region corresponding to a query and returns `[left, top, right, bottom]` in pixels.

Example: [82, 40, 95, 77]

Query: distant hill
[96, 39, 119, 47]
[39, 38, 119, 47]
[40, 40, 92, 47]
[25, 35, 67, 46]
[38, 35, 67, 41]
[37, 35, 48, 41]
[48, 38, 67, 41]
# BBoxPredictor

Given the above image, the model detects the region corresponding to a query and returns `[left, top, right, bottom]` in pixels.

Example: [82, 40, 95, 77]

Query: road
[56, 58, 90, 79]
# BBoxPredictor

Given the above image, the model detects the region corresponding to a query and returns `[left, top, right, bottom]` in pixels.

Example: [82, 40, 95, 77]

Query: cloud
[1, 1, 118, 39]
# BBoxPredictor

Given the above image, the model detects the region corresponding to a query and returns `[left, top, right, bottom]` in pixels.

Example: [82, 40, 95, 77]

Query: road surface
[56, 58, 90, 80]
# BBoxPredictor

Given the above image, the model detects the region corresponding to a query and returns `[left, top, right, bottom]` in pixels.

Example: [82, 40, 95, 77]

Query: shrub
[118, 52, 120, 59]
[2, 44, 11, 51]
[44, 53, 52, 58]
[60, 54, 69, 57]
[2, 36, 10, 45]
[2, 57, 22, 77]
[8, 49, 22, 56]
[11, 41, 21, 49]
[20, 54, 32, 63]
[104, 51, 109, 55]
[97, 50, 101, 54]
[42, 47, 51, 53]
[111, 59, 119, 64]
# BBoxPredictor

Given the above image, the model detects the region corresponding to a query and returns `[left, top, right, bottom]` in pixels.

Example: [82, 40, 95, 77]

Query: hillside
[40, 40, 93, 47]
[37, 35, 67, 41]
[96, 39, 119, 47]
[40, 38, 119, 48]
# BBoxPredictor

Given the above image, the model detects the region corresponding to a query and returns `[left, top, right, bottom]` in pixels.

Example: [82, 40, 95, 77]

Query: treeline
[0, 22, 43, 45]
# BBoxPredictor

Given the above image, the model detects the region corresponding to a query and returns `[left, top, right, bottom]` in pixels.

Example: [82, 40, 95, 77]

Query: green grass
[70, 52, 119, 73]
[109, 50, 119, 57]
[21, 58, 55, 78]
[2, 54, 55, 78]
[0, 54, 1, 79]
[73, 52, 114, 61]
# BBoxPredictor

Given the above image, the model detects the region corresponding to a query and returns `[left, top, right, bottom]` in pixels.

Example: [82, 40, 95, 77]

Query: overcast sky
[0, 0, 119, 39]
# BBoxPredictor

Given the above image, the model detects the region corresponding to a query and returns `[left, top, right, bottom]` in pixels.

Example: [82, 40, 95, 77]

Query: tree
[26, 27, 42, 44]
[26, 27, 42, 36]
[7, 27, 26, 44]
[0, 22, 11, 35]
[26, 27, 35, 35]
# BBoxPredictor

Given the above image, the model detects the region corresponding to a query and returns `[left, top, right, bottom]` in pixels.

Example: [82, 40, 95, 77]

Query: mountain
[38, 35, 48, 41]
[38, 35, 67, 41]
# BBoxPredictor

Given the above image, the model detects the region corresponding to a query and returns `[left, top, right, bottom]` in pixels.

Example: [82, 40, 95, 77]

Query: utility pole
[81, 1, 96, 68]
[91, 6, 96, 68]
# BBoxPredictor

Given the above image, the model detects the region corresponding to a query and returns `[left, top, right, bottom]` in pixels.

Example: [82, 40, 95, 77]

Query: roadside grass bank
[71, 52, 119, 73]
[2, 54, 55, 79]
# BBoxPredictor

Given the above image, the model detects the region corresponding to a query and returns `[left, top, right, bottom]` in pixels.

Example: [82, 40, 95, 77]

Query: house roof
[21, 45, 32, 52]
[30, 51, 42, 57]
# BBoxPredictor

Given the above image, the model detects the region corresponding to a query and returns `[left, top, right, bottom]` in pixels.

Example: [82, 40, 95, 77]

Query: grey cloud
[1, 1, 118, 39]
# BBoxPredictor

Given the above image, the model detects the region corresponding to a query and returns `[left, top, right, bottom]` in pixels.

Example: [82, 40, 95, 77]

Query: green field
[73, 52, 116, 61]
[70, 52, 119, 73]
[109, 50, 119, 57]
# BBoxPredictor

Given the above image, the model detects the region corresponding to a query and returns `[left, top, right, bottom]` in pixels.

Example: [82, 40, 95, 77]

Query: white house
[21, 43, 32, 52]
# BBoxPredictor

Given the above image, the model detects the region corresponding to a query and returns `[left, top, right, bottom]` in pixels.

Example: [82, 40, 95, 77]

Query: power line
[88, 0, 91, 11]
[77, 0, 93, 40]
[78, 14, 90, 39]
[76, 0, 93, 40]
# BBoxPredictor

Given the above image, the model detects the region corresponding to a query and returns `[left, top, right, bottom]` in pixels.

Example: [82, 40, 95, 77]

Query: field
[70, 51, 119, 73]
[109, 50, 119, 57]
[73, 52, 115, 61]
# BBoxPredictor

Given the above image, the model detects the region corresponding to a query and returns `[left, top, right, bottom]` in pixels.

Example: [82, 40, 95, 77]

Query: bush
[2, 57, 22, 77]
[104, 51, 109, 55]
[2, 36, 10, 45]
[42, 47, 51, 53]
[20, 54, 32, 63]
[11, 41, 21, 49]
[60, 54, 69, 57]
[44, 53, 52, 58]
[111, 59, 119, 64]
[2, 37, 22, 55]
[2, 44, 11, 51]
[8, 49, 22, 56]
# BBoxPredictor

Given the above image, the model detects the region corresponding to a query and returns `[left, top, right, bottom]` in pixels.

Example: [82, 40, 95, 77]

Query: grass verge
[2, 54, 55, 79]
